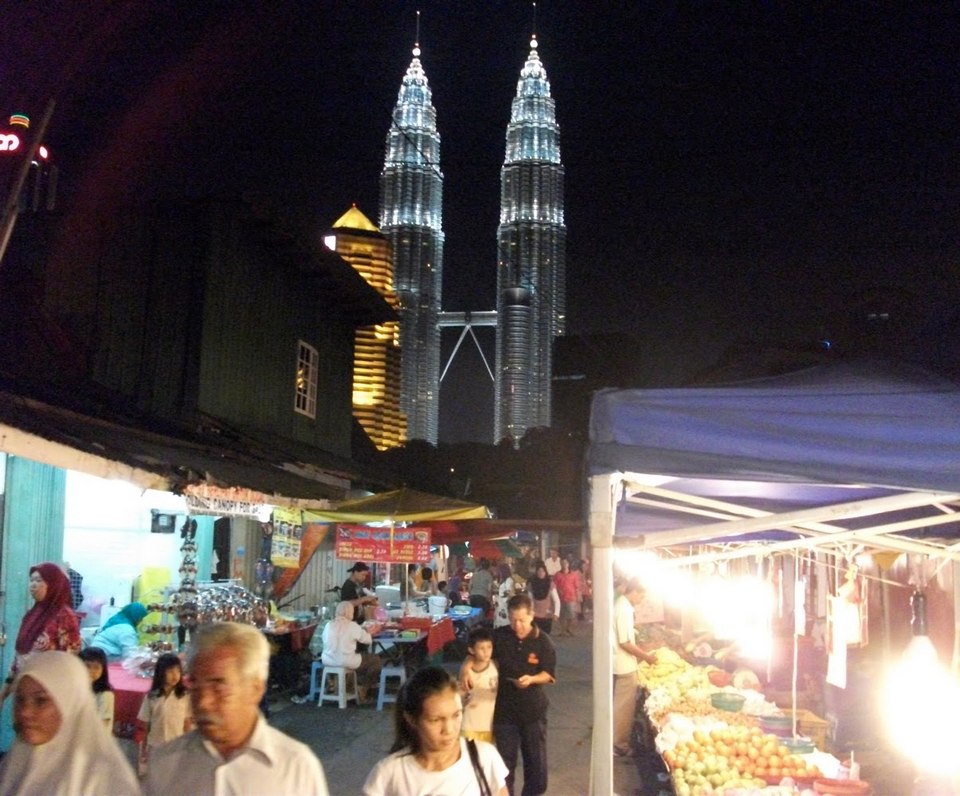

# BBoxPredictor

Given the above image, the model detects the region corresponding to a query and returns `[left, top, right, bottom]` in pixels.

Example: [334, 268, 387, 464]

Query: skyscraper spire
[493, 30, 566, 446]
[379, 20, 444, 444]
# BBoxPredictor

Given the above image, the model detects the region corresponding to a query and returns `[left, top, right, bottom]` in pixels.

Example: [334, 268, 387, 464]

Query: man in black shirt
[462, 593, 556, 796]
[340, 561, 376, 625]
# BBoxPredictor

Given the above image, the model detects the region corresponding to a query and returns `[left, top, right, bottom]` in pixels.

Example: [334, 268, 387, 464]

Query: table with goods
[636, 647, 868, 796]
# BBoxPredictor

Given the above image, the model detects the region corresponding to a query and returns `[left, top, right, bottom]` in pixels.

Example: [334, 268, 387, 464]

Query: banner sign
[271, 508, 303, 568]
[335, 524, 432, 564]
[186, 493, 270, 519]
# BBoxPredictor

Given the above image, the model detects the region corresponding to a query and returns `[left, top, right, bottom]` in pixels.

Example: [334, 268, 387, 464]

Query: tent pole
[588, 473, 617, 796]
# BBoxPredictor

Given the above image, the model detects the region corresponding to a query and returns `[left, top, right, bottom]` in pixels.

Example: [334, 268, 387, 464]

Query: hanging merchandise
[176, 518, 199, 631]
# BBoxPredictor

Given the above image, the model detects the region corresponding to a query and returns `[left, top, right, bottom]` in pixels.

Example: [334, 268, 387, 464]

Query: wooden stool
[376, 665, 407, 711]
[318, 665, 358, 709]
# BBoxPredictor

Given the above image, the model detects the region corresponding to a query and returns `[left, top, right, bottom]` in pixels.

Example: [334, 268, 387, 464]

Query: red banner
[334, 524, 432, 564]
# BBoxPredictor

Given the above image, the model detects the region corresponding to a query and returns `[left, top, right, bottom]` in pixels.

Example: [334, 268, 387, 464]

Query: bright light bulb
[885, 635, 960, 777]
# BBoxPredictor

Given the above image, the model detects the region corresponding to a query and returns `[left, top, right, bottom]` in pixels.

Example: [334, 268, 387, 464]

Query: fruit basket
[710, 692, 746, 712]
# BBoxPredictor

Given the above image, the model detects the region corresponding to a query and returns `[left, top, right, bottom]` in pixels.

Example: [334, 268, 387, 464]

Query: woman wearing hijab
[321, 600, 382, 702]
[0, 651, 139, 796]
[2, 563, 80, 698]
[527, 561, 560, 634]
[89, 601, 148, 660]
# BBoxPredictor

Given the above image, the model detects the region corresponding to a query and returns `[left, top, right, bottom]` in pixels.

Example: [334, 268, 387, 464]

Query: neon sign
[0, 133, 20, 153]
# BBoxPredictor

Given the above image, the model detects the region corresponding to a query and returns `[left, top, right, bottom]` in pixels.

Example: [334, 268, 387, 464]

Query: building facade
[325, 205, 406, 450]
[379, 42, 444, 445]
[494, 36, 566, 446]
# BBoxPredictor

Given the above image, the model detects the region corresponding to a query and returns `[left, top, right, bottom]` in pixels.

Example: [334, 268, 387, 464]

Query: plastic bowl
[760, 714, 794, 737]
[708, 669, 732, 687]
[710, 692, 746, 712]
[782, 736, 816, 754]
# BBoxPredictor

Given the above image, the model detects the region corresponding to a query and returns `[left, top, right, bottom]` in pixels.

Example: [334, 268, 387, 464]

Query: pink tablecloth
[108, 662, 151, 739]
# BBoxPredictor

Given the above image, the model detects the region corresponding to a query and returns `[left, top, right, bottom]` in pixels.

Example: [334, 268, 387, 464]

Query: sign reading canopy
[335, 524, 431, 564]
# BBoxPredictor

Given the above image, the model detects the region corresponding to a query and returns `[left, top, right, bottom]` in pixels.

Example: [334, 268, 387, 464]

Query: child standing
[78, 646, 115, 732]
[460, 627, 498, 744]
[136, 653, 193, 776]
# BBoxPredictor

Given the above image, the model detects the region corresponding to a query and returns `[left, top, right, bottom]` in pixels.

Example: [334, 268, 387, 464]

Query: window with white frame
[294, 340, 318, 418]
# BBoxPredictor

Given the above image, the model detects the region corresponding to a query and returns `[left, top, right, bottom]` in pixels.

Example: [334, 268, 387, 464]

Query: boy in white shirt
[460, 627, 498, 744]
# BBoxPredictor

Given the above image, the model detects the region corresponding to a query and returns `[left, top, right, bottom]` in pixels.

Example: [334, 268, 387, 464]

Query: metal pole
[588, 472, 617, 796]
[0, 98, 56, 270]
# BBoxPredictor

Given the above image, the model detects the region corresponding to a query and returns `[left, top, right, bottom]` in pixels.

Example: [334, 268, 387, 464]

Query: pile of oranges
[662, 725, 822, 783]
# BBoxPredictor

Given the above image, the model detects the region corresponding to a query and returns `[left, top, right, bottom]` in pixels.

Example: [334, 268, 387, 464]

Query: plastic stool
[376, 665, 407, 711]
[304, 660, 324, 702]
[318, 666, 358, 709]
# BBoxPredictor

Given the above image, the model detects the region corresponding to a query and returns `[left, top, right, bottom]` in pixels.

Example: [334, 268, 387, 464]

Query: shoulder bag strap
[466, 738, 492, 796]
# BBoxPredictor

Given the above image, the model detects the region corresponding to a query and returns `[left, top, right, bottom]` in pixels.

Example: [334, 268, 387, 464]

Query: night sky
[3, 2, 958, 443]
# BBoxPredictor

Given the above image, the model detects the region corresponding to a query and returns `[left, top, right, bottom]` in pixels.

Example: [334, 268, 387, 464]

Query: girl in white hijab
[0, 650, 140, 796]
[321, 600, 383, 702]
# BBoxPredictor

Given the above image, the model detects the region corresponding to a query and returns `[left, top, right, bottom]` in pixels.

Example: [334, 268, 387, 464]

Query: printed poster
[271, 508, 303, 568]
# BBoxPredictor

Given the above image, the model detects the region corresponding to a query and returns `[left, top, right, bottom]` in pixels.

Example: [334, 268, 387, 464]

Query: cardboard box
[782, 708, 831, 752]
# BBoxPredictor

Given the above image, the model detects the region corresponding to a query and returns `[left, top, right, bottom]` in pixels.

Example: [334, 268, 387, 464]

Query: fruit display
[660, 723, 821, 794]
[640, 645, 823, 795]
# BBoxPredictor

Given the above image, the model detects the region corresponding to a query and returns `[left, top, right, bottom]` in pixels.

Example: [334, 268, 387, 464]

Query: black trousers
[494, 718, 548, 796]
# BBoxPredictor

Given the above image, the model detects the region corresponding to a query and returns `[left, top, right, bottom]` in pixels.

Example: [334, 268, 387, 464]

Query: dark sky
[3, 2, 959, 442]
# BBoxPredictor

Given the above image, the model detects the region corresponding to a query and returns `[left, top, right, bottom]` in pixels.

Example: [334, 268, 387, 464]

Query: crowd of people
[0, 549, 597, 795]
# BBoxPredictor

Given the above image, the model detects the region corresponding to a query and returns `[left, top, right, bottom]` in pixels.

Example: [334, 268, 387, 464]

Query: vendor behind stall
[613, 580, 656, 758]
[341, 562, 377, 626]
[89, 602, 148, 660]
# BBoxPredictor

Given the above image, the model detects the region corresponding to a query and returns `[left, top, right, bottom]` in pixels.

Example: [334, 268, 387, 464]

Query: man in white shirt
[144, 622, 329, 796]
[613, 579, 657, 758]
[544, 549, 562, 577]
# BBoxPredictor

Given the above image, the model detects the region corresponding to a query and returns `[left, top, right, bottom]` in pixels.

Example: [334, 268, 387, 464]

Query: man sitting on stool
[321, 601, 382, 703]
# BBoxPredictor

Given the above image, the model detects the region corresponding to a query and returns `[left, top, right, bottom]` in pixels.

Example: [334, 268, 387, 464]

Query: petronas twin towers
[379, 33, 565, 447]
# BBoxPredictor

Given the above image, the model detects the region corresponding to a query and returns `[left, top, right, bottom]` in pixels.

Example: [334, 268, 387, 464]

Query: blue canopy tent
[585, 359, 960, 794]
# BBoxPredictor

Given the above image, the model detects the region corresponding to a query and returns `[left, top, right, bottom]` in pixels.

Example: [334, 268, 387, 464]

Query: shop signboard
[335, 523, 431, 564]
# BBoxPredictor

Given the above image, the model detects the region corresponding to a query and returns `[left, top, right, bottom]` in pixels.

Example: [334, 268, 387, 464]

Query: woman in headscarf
[527, 561, 560, 634]
[2, 563, 80, 698]
[0, 650, 140, 795]
[321, 600, 382, 702]
[89, 601, 148, 660]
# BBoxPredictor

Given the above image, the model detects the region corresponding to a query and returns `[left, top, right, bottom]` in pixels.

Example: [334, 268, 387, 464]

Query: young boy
[460, 627, 498, 743]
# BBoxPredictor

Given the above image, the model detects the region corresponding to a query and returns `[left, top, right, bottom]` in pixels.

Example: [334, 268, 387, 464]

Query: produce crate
[781, 708, 830, 752]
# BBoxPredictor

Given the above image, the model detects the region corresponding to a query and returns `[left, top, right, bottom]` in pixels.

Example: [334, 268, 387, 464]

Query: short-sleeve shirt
[362, 738, 507, 796]
[491, 624, 556, 725]
[137, 691, 193, 747]
[613, 594, 638, 675]
[144, 717, 328, 796]
[340, 578, 365, 625]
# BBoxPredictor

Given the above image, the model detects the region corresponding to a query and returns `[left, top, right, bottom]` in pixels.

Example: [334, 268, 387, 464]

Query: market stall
[586, 359, 960, 795]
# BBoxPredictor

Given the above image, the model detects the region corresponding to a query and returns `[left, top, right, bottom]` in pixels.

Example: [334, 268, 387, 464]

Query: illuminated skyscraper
[379, 39, 444, 444]
[324, 205, 406, 450]
[494, 35, 566, 445]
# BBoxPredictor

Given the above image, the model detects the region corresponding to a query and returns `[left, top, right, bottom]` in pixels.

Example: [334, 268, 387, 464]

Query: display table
[446, 606, 484, 629]
[263, 621, 319, 653]
[426, 616, 455, 656]
[373, 630, 428, 670]
[108, 662, 151, 740]
[263, 622, 319, 690]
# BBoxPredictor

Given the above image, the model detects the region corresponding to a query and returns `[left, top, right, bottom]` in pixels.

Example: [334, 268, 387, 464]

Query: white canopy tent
[585, 359, 960, 795]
